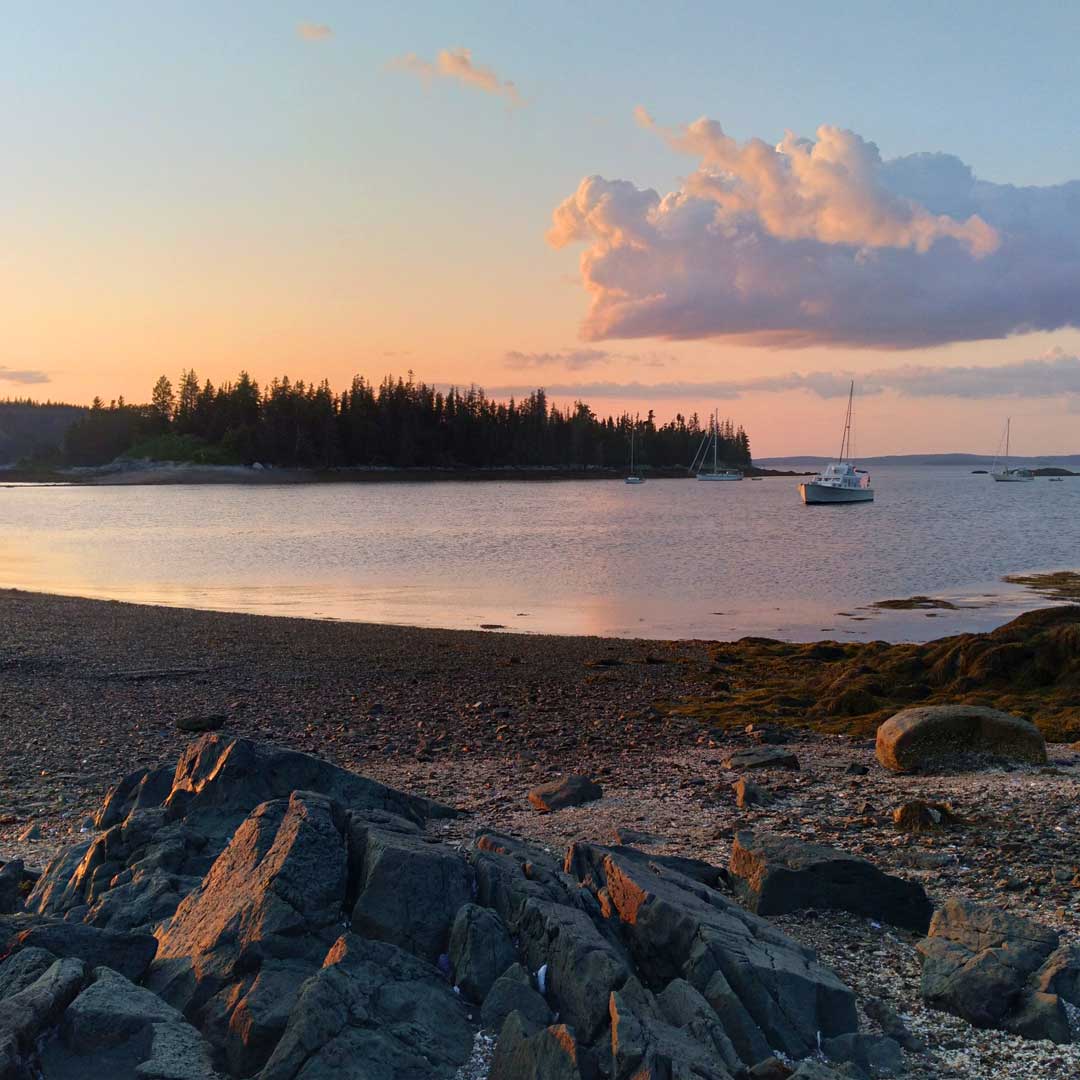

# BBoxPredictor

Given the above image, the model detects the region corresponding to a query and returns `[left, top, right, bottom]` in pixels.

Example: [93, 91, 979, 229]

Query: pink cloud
[390, 47, 523, 105]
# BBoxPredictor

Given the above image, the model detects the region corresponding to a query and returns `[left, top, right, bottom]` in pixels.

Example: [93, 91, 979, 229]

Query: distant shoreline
[1, 462, 807, 485]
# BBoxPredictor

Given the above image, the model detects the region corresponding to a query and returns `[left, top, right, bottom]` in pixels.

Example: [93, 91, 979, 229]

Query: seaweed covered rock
[876, 705, 1047, 773]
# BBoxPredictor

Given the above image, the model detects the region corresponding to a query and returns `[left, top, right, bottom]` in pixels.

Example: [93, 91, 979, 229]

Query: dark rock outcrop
[876, 705, 1047, 773]
[730, 832, 932, 933]
[4, 736, 869, 1079]
[916, 898, 1075, 1042]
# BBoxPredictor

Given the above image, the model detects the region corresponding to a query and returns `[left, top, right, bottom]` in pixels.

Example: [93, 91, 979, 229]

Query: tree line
[58, 371, 753, 471]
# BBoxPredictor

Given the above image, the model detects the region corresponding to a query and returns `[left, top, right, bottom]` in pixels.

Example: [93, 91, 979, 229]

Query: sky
[5, 2, 1080, 456]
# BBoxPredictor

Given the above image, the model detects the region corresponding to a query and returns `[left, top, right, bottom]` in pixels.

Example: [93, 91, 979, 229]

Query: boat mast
[713, 409, 718, 473]
[1005, 418, 1010, 471]
[838, 381, 854, 462]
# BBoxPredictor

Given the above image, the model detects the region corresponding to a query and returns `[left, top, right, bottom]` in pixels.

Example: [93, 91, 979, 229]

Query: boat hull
[799, 482, 874, 504]
[697, 472, 742, 481]
[991, 473, 1034, 483]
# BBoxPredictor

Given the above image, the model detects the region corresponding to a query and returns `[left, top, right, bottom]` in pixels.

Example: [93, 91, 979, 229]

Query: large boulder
[729, 832, 933, 934]
[916, 898, 1071, 1042]
[875, 705, 1047, 773]
[490, 1012, 583, 1080]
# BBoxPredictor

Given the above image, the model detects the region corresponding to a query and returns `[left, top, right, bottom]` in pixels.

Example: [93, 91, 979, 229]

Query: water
[0, 467, 1077, 641]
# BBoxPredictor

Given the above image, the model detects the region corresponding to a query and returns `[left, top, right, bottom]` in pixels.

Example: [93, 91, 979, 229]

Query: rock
[449, 903, 517, 1002]
[875, 705, 1047, 773]
[862, 996, 924, 1052]
[0, 957, 87, 1070]
[0, 859, 28, 914]
[61, 965, 185, 1052]
[748, 1058, 794, 1079]
[0, 946, 57, 1000]
[1034, 944, 1080, 1006]
[482, 965, 553, 1032]
[733, 778, 775, 808]
[259, 933, 474, 1080]
[5, 917, 158, 982]
[490, 1012, 583, 1080]
[721, 747, 799, 771]
[175, 713, 227, 733]
[843, 763, 869, 776]
[350, 823, 473, 962]
[892, 800, 961, 833]
[151, 790, 349, 1018]
[821, 1032, 905, 1077]
[916, 898, 1069, 1042]
[729, 831, 933, 933]
[17, 823, 40, 842]
[746, 724, 790, 744]
[527, 774, 603, 811]
[609, 974, 741, 1078]
[564, 842, 857, 1062]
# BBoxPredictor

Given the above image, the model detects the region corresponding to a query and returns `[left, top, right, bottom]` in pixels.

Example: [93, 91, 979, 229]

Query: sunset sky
[6, 2, 1080, 455]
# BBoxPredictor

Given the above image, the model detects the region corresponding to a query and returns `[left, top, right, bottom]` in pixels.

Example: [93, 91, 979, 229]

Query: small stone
[18, 823, 41, 842]
[721, 747, 800, 771]
[175, 713, 227, 733]
[527, 774, 603, 812]
[733, 777, 775, 808]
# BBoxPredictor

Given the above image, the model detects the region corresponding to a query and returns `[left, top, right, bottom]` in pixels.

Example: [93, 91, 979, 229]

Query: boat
[798, 382, 874, 505]
[691, 410, 743, 481]
[625, 423, 645, 484]
[990, 419, 1034, 482]
[1049, 476, 1065, 482]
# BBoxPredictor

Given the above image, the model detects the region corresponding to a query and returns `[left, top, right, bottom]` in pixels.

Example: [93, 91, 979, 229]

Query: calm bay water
[1, 467, 1077, 641]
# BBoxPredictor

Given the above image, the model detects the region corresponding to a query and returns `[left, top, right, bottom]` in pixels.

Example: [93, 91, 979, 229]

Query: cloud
[550, 114, 1080, 349]
[504, 348, 672, 371]
[297, 22, 332, 41]
[0, 367, 50, 385]
[390, 47, 522, 105]
[489, 352, 1080, 400]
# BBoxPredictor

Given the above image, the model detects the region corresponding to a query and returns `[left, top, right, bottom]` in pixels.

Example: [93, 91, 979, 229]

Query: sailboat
[798, 382, 874, 504]
[991, 419, 1034, 482]
[625, 422, 645, 484]
[691, 410, 743, 481]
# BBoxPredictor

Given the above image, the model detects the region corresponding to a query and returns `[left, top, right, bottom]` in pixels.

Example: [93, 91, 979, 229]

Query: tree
[151, 376, 174, 424]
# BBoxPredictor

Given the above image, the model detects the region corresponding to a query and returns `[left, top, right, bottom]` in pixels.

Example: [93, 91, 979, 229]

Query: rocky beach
[2, 589, 1080, 1079]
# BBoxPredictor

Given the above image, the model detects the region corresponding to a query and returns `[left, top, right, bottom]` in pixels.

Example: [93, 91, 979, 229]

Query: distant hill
[0, 401, 87, 465]
[757, 452, 1080, 469]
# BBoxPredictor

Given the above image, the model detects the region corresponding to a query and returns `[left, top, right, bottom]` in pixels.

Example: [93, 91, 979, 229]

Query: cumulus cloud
[0, 367, 49, 385]
[550, 114, 1080, 348]
[390, 47, 522, 104]
[489, 352, 1080, 400]
[297, 22, 332, 41]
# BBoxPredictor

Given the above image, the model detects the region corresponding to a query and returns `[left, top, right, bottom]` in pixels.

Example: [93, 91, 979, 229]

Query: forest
[31, 372, 753, 471]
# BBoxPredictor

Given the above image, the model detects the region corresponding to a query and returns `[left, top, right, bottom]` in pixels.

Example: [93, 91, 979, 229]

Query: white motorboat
[799, 382, 874, 505]
[991, 419, 1034, 482]
[691, 409, 743, 481]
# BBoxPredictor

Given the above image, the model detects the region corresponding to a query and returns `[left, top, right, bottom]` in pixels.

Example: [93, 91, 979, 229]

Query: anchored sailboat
[691, 410, 743, 481]
[991, 419, 1034, 482]
[798, 382, 874, 505]
[625, 421, 645, 484]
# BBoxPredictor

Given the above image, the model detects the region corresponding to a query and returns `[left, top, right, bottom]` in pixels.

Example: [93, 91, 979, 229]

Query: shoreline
[2, 589, 1079, 1078]
[0, 462, 805, 485]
